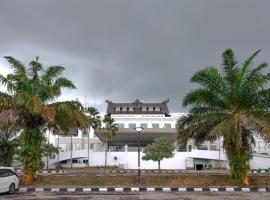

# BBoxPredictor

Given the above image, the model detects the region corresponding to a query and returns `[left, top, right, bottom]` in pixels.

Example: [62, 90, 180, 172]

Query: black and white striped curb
[104, 170, 270, 174]
[15, 170, 65, 174]
[18, 187, 270, 193]
[105, 170, 183, 173]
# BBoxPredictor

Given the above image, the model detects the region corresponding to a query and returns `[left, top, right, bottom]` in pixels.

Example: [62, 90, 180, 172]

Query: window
[83, 160, 88, 164]
[164, 123, 171, 128]
[122, 107, 127, 111]
[129, 107, 134, 111]
[152, 123, 159, 128]
[141, 106, 147, 111]
[72, 159, 79, 164]
[210, 144, 218, 151]
[0, 169, 14, 177]
[128, 123, 136, 129]
[140, 123, 148, 128]
[60, 160, 67, 164]
[82, 130, 88, 137]
[155, 106, 160, 111]
[117, 123, 125, 128]
[115, 107, 120, 111]
[188, 145, 192, 152]
[59, 144, 67, 152]
[198, 143, 208, 150]
[148, 107, 153, 111]
[72, 144, 80, 150]
[89, 144, 94, 149]
[72, 130, 79, 137]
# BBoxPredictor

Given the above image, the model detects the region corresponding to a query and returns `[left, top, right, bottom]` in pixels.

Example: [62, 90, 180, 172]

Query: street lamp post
[134, 127, 144, 183]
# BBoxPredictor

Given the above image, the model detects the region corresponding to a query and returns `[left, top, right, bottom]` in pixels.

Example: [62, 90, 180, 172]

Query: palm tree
[102, 116, 117, 166]
[0, 56, 89, 185]
[0, 116, 20, 167]
[177, 49, 270, 186]
[85, 107, 101, 167]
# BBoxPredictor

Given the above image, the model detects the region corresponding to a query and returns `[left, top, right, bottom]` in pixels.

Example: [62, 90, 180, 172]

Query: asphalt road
[1, 192, 270, 200]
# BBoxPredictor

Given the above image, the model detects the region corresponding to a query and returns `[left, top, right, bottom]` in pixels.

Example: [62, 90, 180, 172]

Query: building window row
[115, 106, 160, 112]
[116, 123, 172, 129]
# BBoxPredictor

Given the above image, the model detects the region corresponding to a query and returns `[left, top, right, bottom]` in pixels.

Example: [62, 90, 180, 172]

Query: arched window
[129, 107, 134, 111]
[155, 106, 160, 112]
[115, 107, 120, 112]
[148, 107, 153, 111]
[122, 107, 127, 111]
[141, 106, 147, 111]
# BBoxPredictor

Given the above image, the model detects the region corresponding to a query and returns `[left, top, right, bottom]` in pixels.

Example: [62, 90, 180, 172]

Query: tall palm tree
[102, 116, 117, 166]
[0, 56, 89, 185]
[85, 107, 101, 167]
[177, 49, 270, 186]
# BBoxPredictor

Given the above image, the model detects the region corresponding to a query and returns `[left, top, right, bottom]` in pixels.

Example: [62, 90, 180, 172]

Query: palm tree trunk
[88, 129, 90, 167]
[158, 160, 161, 171]
[57, 134, 59, 167]
[47, 129, 50, 170]
[71, 134, 73, 168]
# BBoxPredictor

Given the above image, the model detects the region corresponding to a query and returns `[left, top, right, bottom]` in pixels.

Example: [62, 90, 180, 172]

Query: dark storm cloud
[1, 0, 270, 112]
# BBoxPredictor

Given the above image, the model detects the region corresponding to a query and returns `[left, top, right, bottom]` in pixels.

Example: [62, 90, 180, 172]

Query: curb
[15, 170, 65, 174]
[104, 170, 270, 174]
[18, 187, 270, 193]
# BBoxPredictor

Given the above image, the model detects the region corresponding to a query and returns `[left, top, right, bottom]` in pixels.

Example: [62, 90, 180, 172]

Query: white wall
[44, 149, 228, 169]
[250, 154, 270, 169]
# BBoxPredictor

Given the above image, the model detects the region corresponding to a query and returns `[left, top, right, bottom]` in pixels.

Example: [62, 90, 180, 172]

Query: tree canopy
[142, 137, 175, 170]
[0, 56, 89, 185]
[177, 49, 270, 185]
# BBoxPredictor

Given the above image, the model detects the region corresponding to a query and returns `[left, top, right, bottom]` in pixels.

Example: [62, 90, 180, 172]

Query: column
[125, 144, 128, 169]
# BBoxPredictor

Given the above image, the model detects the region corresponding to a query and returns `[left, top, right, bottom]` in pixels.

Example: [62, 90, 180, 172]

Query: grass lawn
[30, 175, 270, 187]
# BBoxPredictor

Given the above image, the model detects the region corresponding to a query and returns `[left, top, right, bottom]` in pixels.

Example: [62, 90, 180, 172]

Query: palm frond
[54, 78, 76, 90]
[41, 66, 65, 83]
[4, 56, 27, 79]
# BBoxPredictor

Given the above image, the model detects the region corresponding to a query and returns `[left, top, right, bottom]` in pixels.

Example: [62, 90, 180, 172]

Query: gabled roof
[105, 99, 170, 116]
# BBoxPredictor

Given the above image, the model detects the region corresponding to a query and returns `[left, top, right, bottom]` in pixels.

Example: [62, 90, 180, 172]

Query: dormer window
[148, 107, 153, 111]
[115, 107, 121, 112]
[129, 107, 134, 111]
[141, 106, 147, 111]
[155, 106, 160, 112]
[122, 107, 127, 111]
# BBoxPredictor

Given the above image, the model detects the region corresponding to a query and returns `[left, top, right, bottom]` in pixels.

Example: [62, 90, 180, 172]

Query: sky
[0, 0, 270, 113]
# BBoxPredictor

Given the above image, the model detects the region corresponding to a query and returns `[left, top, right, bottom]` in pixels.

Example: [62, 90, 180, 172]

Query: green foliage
[42, 143, 59, 156]
[142, 137, 175, 170]
[0, 117, 20, 166]
[229, 154, 250, 186]
[177, 49, 270, 185]
[85, 107, 101, 129]
[0, 56, 89, 184]
[20, 128, 45, 177]
[102, 116, 118, 139]
[102, 116, 118, 166]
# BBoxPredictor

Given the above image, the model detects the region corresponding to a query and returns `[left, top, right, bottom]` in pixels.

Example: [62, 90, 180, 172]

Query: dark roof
[95, 128, 177, 146]
[105, 99, 170, 116]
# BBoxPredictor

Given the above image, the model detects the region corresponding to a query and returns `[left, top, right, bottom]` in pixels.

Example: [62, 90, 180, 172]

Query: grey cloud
[1, 0, 270, 112]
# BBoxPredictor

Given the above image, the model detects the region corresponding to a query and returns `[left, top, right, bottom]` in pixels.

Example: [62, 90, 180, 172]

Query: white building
[45, 99, 270, 170]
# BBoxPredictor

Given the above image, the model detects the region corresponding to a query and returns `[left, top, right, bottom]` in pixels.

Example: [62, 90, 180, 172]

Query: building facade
[45, 99, 270, 170]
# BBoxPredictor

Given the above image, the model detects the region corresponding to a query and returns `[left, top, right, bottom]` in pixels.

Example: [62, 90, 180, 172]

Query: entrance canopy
[94, 128, 177, 146]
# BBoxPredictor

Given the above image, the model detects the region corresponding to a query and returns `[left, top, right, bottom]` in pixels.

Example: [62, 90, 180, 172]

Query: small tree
[142, 137, 175, 171]
[102, 116, 117, 166]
